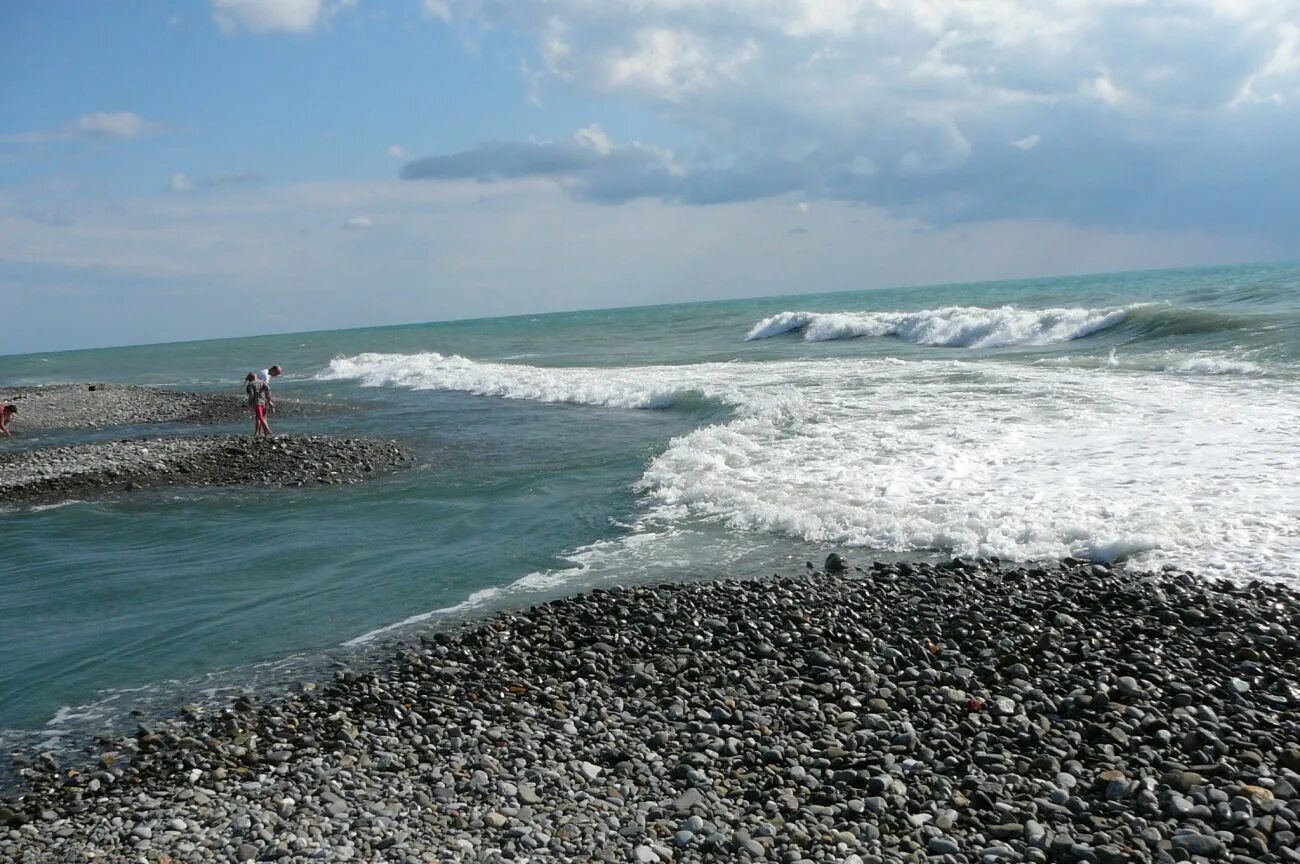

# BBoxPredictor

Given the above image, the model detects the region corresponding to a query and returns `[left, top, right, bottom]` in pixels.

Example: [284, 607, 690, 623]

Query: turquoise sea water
[3, 261, 1300, 755]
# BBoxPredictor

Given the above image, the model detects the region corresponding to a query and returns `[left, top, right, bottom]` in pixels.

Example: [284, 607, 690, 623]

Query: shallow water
[3, 260, 1299, 752]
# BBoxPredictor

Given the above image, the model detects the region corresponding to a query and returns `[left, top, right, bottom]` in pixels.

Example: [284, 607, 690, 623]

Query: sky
[2, 0, 1298, 354]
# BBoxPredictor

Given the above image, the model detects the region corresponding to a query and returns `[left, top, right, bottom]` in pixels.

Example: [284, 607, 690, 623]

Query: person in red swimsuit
[245, 373, 272, 436]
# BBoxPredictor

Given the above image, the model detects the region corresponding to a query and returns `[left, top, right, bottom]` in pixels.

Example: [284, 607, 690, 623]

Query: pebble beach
[7, 268, 1300, 864]
[0, 385, 404, 505]
[5, 558, 1299, 863]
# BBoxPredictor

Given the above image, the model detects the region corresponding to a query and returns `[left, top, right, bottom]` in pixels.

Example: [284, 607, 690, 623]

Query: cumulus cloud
[211, 0, 353, 35]
[1, 112, 163, 144]
[341, 215, 373, 230]
[422, 0, 1300, 233]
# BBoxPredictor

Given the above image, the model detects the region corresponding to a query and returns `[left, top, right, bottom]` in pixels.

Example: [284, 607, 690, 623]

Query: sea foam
[322, 352, 693, 410]
[323, 350, 1300, 584]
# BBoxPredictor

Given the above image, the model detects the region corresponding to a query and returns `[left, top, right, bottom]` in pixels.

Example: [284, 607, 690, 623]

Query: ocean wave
[1165, 356, 1264, 375]
[321, 352, 703, 410]
[627, 358, 1300, 581]
[743, 302, 1269, 349]
[320, 350, 1300, 582]
[746, 305, 1139, 347]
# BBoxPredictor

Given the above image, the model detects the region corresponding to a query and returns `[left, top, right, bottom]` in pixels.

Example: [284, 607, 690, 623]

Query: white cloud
[574, 124, 612, 154]
[74, 112, 159, 139]
[1230, 21, 1300, 107]
[1, 112, 163, 144]
[521, 60, 544, 106]
[387, 144, 408, 160]
[422, 0, 452, 22]
[164, 171, 263, 193]
[210, 0, 353, 35]
[604, 29, 712, 101]
[341, 215, 374, 230]
[1081, 70, 1126, 106]
[409, 0, 1300, 238]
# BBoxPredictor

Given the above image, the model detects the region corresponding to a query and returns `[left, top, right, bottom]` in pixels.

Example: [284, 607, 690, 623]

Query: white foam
[745, 311, 814, 341]
[1164, 356, 1264, 375]
[1034, 350, 1267, 376]
[320, 349, 1300, 586]
[321, 352, 699, 410]
[343, 586, 505, 646]
[633, 358, 1300, 582]
[746, 305, 1138, 347]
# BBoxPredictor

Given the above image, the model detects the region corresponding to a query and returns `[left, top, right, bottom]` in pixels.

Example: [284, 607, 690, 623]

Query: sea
[3, 260, 1300, 759]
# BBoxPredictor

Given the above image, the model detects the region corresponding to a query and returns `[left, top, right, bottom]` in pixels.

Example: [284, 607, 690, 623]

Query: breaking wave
[744, 303, 1266, 349]
[319, 349, 1300, 581]
[745, 305, 1138, 347]
[321, 352, 709, 411]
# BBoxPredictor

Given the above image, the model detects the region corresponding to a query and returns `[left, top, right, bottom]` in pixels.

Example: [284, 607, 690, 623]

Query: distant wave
[745, 305, 1141, 348]
[745, 302, 1280, 350]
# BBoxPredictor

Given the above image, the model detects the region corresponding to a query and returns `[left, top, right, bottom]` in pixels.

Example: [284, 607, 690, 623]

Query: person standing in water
[245, 373, 272, 436]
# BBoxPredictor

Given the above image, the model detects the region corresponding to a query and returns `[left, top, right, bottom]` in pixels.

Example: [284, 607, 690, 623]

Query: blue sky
[2, 0, 1297, 354]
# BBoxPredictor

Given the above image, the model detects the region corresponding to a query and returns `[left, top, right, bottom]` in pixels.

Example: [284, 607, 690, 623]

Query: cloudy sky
[2, 0, 1297, 353]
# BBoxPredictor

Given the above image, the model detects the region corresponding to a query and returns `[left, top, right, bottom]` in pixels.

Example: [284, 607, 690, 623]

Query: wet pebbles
[4, 558, 1300, 863]
[0, 435, 407, 504]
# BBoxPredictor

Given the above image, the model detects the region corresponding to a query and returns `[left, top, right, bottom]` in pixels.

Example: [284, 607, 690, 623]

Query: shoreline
[4, 558, 1299, 862]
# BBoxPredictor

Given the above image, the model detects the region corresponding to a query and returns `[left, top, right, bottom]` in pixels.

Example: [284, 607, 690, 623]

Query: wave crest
[746, 305, 1138, 348]
[320, 352, 704, 410]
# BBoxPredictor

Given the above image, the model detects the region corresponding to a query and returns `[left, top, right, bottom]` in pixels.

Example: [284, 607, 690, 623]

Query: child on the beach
[245, 374, 272, 436]
[0, 403, 15, 437]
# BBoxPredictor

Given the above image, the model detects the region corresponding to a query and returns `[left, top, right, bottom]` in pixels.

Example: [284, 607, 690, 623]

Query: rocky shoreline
[0, 384, 330, 433]
[4, 558, 1299, 863]
[0, 435, 408, 504]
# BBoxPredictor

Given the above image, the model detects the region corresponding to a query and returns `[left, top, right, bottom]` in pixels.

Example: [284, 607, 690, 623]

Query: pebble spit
[0, 385, 329, 433]
[4, 558, 1300, 863]
[0, 435, 407, 504]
